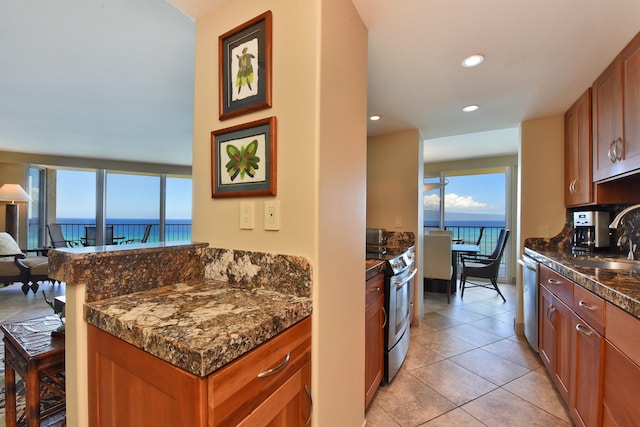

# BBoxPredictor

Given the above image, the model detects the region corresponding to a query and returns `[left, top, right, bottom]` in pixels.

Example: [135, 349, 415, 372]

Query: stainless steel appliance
[366, 228, 387, 256]
[519, 254, 538, 352]
[381, 248, 416, 383]
[572, 211, 610, 253]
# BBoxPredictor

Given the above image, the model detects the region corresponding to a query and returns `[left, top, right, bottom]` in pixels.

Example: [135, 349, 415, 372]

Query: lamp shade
[0, 184, 32, 203]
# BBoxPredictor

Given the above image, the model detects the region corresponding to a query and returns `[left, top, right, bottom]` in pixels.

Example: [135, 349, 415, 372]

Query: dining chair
[423, 234, 453, 303]
[460, 229, 510, 302]
[47, 223, 81, 248]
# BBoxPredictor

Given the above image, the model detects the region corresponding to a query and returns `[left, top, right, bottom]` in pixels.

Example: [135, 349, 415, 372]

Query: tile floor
[365, 282, 573, 427]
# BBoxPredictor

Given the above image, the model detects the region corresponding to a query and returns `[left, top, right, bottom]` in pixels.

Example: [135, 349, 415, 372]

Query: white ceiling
[2, 1, 640, 166]
[0, 0, 196, 166]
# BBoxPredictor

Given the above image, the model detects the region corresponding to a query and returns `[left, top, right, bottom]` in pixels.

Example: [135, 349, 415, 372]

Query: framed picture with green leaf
[211, 116, 277, 198]
[219, 10, 272, 120]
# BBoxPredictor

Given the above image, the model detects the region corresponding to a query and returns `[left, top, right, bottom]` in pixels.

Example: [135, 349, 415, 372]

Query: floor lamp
[0, 183, 32, 243]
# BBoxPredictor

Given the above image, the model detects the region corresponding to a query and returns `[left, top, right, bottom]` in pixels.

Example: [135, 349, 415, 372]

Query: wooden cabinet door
[565, 88, 593, 206]
[570, 314, 604, 427]
[539, 285, 572, 403]
[620, 33, 640, 176]
[602, 342, 640, 427]
[365, 273, 384, 409]
[538, 285, 556, 372]
[593, 58, 624, 181]
[87, 325, 207, 427]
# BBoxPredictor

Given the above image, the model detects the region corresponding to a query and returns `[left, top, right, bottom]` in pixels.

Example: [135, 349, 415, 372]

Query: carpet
[0, 367, 66, 426]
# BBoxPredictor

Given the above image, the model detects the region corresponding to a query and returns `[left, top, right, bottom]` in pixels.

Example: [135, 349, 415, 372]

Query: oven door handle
[393, 268, 417, 290]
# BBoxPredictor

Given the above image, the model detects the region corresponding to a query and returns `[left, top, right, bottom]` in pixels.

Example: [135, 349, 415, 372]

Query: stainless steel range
[366, 228, 416, 383]
[378, 247, 416, 383]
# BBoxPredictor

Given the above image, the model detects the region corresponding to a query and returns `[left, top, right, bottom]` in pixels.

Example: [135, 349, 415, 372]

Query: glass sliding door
[166, 176, 192, 241]
[106, 173, 160, 244]
[56, 169, 97, 244]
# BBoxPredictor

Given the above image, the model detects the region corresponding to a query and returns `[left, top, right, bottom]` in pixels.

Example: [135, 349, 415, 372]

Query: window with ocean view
[424, 171, 508, 276]
[49, 169, 191, 245]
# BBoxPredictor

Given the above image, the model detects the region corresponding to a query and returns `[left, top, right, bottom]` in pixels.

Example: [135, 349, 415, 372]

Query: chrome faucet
[609, 204, 640, 229]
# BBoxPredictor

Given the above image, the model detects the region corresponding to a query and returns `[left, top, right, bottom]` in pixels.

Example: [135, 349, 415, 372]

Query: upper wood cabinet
[593, 32, 640, 182]
[565, 88, 593, 206]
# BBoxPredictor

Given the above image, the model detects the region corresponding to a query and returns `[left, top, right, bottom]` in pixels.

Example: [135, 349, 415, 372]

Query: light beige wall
[191, 0, 367, 424]
[367, 130, 422, 232]
[517, 115, 565, 329]
[518, 116, 565, 253]
[367, 129, 423, 318]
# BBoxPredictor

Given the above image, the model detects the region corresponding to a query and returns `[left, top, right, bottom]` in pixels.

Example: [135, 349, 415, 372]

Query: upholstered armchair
[0, 232, 50, 294]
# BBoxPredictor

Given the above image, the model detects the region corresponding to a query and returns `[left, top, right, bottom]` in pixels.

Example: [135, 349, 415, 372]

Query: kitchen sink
[569, 258, 640, 273]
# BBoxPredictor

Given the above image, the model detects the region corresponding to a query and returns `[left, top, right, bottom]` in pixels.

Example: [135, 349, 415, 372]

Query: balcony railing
[29, 222, 192, 248]
[425, 225, 508, 277]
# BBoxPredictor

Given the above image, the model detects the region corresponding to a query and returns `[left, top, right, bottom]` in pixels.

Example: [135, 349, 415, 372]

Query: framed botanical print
[218, 11, 272, 120]
[211, 116, 277, 197]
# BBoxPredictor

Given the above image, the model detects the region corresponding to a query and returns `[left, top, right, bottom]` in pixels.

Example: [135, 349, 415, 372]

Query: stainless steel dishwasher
[519, 254, 539, 352]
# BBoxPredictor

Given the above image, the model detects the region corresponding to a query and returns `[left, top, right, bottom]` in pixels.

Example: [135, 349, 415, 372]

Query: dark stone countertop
[84, 279, 312, 377]
[524, 247, 640, 319]
[366, 259, 385, 280]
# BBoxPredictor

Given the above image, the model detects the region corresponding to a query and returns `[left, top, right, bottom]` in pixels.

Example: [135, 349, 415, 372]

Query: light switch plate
[264, 200, 280, 231]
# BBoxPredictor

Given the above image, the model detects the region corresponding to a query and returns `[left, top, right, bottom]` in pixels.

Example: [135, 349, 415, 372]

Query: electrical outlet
[394, 216, 402, 227]
[240, 201, 254, 230]
[264, 200, 280, 230]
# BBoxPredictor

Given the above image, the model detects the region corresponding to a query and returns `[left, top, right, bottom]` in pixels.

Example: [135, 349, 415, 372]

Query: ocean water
[54, 218, 192, 244]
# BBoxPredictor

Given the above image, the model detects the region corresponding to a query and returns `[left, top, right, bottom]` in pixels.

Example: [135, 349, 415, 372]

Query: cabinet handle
[382, 306, 387, 328]
[257, 352, 290, 378]
[576, 323, 593, 337]
[304, 384, 313, 425]
[369, 286, 380, 294]
[615, 137, 623, 160]
[546, 304, 556, 323]
[547, 279, 561, 286]
[608, 140, 617, 163]
[578, 300, 595, 311]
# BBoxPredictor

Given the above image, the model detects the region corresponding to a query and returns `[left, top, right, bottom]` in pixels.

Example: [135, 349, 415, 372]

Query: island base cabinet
[87, 324, 207, 427]
[88, 317, 312, 427]
[208, 317, 312, 426]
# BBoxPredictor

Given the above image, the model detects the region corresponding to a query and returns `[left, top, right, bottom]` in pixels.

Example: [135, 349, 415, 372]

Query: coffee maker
[572, 211, 610, 253]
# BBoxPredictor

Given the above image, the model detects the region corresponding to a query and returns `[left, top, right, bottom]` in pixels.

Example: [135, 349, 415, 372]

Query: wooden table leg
[4, 359, 17, 427]
[25, 366, 41, 427]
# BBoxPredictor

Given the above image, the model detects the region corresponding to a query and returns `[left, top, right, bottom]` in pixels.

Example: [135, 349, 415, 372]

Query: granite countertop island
[524, 247, 640, 319]
[84, 279, 312, 377]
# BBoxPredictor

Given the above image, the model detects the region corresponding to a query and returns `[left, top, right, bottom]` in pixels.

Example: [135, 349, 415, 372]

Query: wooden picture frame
[211, 116, 277, 198]
[218, 11, 272, 120]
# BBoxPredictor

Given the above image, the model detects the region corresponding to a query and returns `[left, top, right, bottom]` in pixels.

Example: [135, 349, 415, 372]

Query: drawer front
[573, 284, 605, 335]
[539, 264, 573, 306]
[209, 316, 311, 426]
[366, 272, 384, 306]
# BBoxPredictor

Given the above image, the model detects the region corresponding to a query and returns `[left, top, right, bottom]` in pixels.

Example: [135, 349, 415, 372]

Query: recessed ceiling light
[369, 115, 381, 121]
[461, 54, 485, 68]
[462, 105, 479, 112]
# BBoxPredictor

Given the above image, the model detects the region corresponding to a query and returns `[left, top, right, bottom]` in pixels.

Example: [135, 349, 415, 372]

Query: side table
[1, 315, 66, 427]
